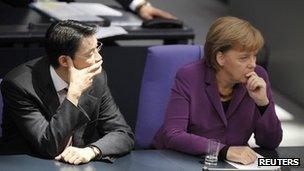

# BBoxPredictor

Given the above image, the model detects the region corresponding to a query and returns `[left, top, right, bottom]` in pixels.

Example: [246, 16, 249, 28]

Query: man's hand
[226, 146, 257, 165]
[245, 72, 269, 106]
[138, 5, 176, 20]
[66, 57, 102, 106]
[55, 146, 96, 165]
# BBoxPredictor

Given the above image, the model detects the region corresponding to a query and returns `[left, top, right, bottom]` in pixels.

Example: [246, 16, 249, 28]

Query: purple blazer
[153, 59, 282, 155]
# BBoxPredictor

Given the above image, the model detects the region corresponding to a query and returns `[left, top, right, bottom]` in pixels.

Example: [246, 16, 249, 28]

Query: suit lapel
[32, 57, 60, 116]
[204, 67, 227, 127]
[226, 84, 247, 119]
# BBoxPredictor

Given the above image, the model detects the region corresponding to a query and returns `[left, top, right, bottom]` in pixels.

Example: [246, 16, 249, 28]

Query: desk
[0, 1, 194, 45]
[0, 147, 303, 171]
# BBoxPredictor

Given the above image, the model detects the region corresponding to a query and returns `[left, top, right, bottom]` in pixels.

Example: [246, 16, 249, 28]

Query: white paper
[96, 26, 127, 39]
[69, 3, 122, 17]
[226, 154, 281, 170]
[30, 2, 122, 22]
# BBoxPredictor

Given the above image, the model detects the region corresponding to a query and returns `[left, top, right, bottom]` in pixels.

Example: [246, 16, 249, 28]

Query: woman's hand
[245, 72, 269, 106]
[226, 146, 257, 165]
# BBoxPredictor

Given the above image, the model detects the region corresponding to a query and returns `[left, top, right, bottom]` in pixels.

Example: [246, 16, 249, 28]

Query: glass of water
[204, 139, 221, 165]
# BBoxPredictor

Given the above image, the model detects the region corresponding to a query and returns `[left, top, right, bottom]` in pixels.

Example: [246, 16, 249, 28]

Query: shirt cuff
[129, 0, 146, 11]
[218, 145, 230, 160]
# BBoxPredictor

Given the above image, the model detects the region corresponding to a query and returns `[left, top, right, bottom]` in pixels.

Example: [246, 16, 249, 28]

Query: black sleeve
[115, 0, 134, 10]
[218, 145, 230, 160]
[90, 72, 135, 159]
[256, 104, 269, 116]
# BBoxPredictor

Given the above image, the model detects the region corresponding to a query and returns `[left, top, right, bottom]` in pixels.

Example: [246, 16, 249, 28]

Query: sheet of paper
[96, 26, 127, 39]
[30, 2, 122, 22]
[226, 154, 281, 170]
[69, 2, 122, 17]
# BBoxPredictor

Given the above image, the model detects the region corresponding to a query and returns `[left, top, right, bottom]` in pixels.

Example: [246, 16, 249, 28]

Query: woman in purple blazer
[153, 16, 282, 165]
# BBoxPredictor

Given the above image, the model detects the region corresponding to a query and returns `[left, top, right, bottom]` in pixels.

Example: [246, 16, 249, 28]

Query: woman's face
[217, 48, 257, 84]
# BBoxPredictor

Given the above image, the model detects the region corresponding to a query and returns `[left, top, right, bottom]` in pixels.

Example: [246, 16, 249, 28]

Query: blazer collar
[204, 65, 227, 126]
[32, 57, 60, 116]
[204, 64, 247, 126]
[226, 83, 247, 119]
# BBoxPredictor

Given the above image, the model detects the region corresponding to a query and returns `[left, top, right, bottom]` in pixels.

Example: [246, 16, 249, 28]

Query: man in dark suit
[0, 20, 134, 164]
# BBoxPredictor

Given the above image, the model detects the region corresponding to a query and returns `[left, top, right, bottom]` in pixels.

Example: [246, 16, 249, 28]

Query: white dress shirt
[129, 0, 150, 11]
[50, 66, 68, 105]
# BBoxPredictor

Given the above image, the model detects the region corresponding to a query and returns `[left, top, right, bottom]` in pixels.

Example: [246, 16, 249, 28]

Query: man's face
[220, 48, 257, 83]
[72, 35, 102, 69]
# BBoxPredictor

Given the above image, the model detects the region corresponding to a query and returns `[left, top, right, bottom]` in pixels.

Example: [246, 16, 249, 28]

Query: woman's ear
[58, 55, 68, 67]
[216, 51, 225, 67]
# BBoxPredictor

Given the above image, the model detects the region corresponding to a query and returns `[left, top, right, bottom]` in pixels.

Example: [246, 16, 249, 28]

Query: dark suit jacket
[153, 59, 282, 155]
[0, 57, 134, 161]
[116, 0, 133, 10]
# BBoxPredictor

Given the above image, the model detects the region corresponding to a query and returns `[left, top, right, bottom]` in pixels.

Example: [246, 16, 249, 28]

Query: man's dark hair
[45, 20, 97, 68]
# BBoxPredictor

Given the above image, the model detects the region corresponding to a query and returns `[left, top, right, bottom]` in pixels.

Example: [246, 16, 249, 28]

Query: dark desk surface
[0, 147, 303, 171]
[0, 2, 194, 44]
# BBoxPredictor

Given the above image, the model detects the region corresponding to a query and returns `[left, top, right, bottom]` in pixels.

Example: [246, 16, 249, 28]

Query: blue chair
[0, 79, 3, 137]
[135, 45, 203, 149]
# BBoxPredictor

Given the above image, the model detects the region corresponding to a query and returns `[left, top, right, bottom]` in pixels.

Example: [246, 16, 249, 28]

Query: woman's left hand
[245, 72, 269, 106]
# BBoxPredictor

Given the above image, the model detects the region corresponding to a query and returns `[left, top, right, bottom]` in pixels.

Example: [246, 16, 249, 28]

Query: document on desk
[29, 2, 122, 22]
[226, 154, 281, 170]
[96, 26, 127, 39]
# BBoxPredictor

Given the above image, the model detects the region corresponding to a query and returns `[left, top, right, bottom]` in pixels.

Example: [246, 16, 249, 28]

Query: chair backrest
[135, 45, 203, 149]
[0, 79, 3, 137]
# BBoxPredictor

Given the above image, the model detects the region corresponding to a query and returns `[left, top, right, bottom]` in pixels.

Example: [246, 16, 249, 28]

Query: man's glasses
[96, 41, 103, 52]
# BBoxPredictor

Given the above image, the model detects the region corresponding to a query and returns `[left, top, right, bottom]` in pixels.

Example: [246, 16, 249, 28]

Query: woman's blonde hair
[204, 16, 264, 71]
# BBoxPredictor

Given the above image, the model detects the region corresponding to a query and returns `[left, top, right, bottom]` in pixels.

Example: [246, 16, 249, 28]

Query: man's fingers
[87, 60, 102, 73]
[154, 9, 175, 19]
[55, 155, 61, 160]
[142, 13, 153, 20]
[60, 148, 70, 158]
[74, 158, 82, 165]
[68, 154, 79, 164]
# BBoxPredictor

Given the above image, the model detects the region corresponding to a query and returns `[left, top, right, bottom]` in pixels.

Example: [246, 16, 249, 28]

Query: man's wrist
[89, 146, 101, 159]
[135, 1, 151, 13]
[66, 92, 80, 106]
[130, 0, 150, 12]
[66, 86, 81, 106]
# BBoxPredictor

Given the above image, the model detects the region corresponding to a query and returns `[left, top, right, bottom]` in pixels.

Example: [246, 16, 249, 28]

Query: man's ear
[216, 51, 225, 67]
[58, 55, 69, 67]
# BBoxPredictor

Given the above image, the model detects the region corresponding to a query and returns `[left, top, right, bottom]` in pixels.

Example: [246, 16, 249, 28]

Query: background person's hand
[138, 5, 176, 20]
[66, 57, 102, 106]
[245, 72, 269, 106]
[55, 146, 96, 165]
[226, 146, 257, 165]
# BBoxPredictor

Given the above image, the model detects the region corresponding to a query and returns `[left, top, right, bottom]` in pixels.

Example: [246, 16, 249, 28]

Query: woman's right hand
[226, 146, 257, 165]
